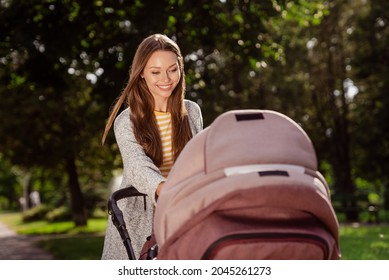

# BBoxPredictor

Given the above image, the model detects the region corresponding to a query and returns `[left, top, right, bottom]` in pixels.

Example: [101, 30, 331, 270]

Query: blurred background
[0, 0, 388, 227]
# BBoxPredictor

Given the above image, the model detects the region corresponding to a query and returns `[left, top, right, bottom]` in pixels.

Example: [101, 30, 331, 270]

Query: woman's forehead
[145, 51, 178, 69]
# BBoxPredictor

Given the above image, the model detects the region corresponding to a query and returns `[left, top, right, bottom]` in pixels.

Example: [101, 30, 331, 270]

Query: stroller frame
[108, 186, 146, 260]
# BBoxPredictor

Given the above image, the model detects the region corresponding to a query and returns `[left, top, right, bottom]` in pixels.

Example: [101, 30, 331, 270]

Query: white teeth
[158, 85, 171, 89]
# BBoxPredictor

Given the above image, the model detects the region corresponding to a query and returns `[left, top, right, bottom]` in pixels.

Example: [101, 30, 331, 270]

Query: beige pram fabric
[154, 110, 340, 259]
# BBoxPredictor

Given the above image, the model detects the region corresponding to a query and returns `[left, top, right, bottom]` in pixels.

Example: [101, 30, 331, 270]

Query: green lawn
[339, 224, 389, 259]
[1, 211, 389, 260]
[37, 235, 105, 260]
[0, 211, 107, 260]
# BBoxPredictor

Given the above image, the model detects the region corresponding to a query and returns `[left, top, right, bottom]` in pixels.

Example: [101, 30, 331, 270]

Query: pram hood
[154, 110, 339, 258]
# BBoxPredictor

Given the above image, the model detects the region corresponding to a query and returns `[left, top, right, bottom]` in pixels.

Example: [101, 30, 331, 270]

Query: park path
[0, 221, 54, 260]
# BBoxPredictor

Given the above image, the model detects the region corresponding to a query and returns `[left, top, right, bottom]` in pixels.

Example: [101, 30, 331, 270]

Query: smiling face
[142, 50, 181, 112]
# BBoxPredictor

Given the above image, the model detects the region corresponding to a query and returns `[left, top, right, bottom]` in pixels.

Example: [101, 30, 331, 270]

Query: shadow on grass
[36, 234, 105, 260]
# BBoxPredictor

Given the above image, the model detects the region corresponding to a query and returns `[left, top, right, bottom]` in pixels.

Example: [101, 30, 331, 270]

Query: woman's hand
[155, 182, 165, 200]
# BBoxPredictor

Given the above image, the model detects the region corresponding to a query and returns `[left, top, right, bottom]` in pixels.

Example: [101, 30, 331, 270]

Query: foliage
[45, 205, 72, 222]
[350, 0, 389, 185]
[0, 155, 21, 209]
[22, 204, 49, 222]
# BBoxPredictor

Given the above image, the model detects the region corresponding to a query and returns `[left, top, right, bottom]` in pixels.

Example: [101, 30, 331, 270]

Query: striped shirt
[154, 111, 173, 177]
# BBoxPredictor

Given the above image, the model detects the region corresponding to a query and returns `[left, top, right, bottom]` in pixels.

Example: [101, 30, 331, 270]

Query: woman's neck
[154, 100, 168, 113]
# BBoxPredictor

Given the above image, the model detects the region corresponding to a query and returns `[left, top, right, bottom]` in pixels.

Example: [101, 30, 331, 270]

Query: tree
[161, 0, 328, 125]
[351, 0, 389, 181]
[0, 0, 179, 224]
[350, 0, 389, 211]
[259, 0, 389, 221]
[0, 0, 129, 224]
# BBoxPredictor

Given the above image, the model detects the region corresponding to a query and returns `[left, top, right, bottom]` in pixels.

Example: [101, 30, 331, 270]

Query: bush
[91, 207, 108, 219]
[22, 204, 49, 222]
[45, 206, 72, 222]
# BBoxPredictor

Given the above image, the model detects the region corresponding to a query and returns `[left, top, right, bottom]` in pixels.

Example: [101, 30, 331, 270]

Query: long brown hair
[102, 34, 193, 167]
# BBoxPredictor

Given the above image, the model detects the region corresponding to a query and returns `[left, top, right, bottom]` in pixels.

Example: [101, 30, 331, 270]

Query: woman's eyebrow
[148, 63, 178, 70]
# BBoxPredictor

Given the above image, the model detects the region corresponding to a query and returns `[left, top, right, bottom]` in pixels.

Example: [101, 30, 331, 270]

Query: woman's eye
[170, 68, 178, 72]
[151, 72, 160, 75]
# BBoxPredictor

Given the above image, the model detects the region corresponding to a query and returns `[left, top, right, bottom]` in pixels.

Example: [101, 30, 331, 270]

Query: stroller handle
[108, 186, 146, 260]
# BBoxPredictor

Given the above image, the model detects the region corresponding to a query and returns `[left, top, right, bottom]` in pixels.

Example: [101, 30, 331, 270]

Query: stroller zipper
[201, 232, 330, 260]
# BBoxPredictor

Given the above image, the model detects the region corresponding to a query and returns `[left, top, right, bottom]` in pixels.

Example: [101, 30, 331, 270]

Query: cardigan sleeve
[185, 99, 203, 134]
[114, 108, 165, 206]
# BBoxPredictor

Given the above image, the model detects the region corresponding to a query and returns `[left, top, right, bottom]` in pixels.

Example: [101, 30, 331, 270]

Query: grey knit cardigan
[101, 99, 203, 259]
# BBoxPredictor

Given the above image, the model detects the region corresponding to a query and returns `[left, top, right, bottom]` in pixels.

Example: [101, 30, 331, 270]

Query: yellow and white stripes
[154, 111, 173, 177]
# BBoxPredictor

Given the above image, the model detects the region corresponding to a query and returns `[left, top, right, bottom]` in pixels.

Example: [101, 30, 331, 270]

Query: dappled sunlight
[339, 224, 389, 259]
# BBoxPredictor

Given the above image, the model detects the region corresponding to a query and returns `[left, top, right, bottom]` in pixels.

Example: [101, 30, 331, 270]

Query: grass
[1, 211, 389, 260]
[37, 235, 105, 260]
[339, 224, 389, 260]
[0, 211, 108, 234]
[0, 211, 107, 260]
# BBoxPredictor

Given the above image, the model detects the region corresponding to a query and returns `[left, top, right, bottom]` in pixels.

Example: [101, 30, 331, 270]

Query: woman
[101, 34, 203, 259]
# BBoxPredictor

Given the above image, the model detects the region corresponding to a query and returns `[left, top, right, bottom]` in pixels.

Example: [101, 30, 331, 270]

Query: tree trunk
[21, 171, 32, 211]
[65, 154, 87, 226]
[322, 2, 359, 222]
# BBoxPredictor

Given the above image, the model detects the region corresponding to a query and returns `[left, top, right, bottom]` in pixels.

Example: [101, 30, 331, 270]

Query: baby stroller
[109, 109, 341, 260]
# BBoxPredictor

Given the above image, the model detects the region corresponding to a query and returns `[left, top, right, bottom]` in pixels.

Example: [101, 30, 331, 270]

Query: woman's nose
[161, 71, 171, 82]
